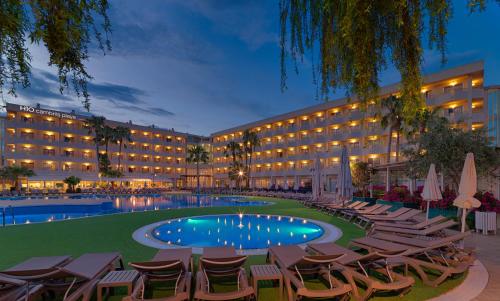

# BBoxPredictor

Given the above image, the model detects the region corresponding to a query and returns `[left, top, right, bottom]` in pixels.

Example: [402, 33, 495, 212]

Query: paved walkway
[466, 232, 500, 300]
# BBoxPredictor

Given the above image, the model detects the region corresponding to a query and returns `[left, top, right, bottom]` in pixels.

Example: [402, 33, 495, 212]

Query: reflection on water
[152, 214, 324, 250]
[0, 195, 268, 226]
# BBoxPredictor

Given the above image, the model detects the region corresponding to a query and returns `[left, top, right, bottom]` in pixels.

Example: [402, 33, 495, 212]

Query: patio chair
[350, 233, 474, 287]
[267, 245, 352, 301]
[371, 219, 458, 236]
[127, 248, 193, 301]
[373, 215, 448, 230]
[306, 243, 414, 300]
[194, 247, 254, 301]
[326, 202, 369, 216]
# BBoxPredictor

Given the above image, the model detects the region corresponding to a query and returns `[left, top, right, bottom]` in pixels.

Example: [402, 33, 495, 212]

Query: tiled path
[466, 232, 500, 300]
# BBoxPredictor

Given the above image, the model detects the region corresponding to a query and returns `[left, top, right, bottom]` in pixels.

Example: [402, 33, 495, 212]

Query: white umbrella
[421, 164, 442, 220]
[311, 156, 322, 200]
[453, 153, 482, 232]
[336, 146, 353, 206]
[283, 180, 289, 190]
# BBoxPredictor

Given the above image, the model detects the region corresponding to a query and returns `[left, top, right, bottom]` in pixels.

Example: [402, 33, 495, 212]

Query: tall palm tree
[113, 126, 132, 171]
[224, 141, 242, 165]
[86, 116, 106, 169]
[379, 96, 405, 163]
[224, 141, 243, 188]
[186, 145, 210, 194]
[242, 130, 260, 188]
[2, 165, 36, 192]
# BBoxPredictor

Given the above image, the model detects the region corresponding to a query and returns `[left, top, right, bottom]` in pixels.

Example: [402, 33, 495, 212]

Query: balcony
[426, 87, 485, 107]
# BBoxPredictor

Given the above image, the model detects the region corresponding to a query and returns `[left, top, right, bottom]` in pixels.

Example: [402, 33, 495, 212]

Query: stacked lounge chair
[350, 230, 474, 286]
[306, 242, 415, 300]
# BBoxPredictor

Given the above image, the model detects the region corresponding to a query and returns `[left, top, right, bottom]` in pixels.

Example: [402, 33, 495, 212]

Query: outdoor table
[250, 264, 283, 300]
[97, 270, 139, 301]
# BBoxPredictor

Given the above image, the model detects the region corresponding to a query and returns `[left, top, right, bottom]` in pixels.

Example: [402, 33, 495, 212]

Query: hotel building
[0, 103, 212, 189]
[210, 61, 499, 192]
[0, 61, 498, 193]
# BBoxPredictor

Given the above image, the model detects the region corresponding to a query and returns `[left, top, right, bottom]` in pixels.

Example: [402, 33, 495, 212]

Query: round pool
[151, 214, 325, 250]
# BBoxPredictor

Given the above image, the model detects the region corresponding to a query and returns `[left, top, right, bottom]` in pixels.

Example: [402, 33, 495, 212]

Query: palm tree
[224, 141, 242, 165]
[63, 176, 81, 193]
[186, 145, 210, 194]
[224, 141, 243, 188]
[242, 130, 260, 188]
[406, 107, 443, 137]
[2, 165, 36, 192]
[379, 96, 405, 163]
[113, 126, 132, 172]
[86, 116, 106, 169]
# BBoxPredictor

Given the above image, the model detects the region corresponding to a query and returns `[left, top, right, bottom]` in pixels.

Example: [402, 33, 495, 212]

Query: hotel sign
[18, 105, 77, 120]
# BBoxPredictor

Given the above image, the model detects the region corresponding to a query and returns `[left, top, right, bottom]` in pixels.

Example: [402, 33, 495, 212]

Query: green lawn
[0, 197, 464, 300]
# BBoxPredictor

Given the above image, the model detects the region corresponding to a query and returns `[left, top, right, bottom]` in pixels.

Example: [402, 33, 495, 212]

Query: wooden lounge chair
[343, 205, 392, 222]
[38, 253, 123, 301]
[0, 255, 72, 301]
[320, 200, 360, 212]
[371, 219, 457, 236]
[267, 245, 352, 301]
[326, 202, 369, 216]
[373, 215, 448, 230]
[306, 243, 414, 300]
[194, 247, 254, 301]
[338, 204, 384, 220]
[350, 234, 474, 287]
[0, 274, 43, 301]
[363, 209, 421, 223]
[127, 248, 193, 301]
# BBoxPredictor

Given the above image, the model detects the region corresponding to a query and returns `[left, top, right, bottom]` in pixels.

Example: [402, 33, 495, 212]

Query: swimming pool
[0, 195, 269, 226]
[151, 214, 325, 250]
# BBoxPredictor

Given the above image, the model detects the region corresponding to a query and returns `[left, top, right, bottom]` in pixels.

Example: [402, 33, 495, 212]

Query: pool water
[152, 214, 324, 250]
[0, 195, 269, 225]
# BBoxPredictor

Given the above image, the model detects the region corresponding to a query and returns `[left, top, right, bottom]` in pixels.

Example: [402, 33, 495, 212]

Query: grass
[0, 197, 464, 300]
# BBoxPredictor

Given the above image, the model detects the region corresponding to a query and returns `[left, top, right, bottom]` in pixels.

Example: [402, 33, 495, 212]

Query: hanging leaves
[0, 0, 111, 110]
[279, 0, 490, 119]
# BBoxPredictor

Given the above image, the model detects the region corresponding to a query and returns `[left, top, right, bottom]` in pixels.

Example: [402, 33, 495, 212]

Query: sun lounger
[127, 248, 192, 301]
[1, 255, 72, 301]
[350, 233, 474, 287]
[32, 253, 123, 301]
[338, 204, 383, 219]
[306, 243, 414, 300]
[0, 274, 43, 301]
[373, 215, 448, 230]
[326, 202, 369, 215]
[342, 205, 392, 222]
[194, 246, 254, 301]
[371, 219, 458, 236]
[267, 245, 352, 300]
[363, 209, 421, 223]
[320, 200, 360, 212]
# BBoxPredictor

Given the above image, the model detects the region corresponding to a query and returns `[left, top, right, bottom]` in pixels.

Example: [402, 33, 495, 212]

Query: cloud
[11, 68, 175, 119]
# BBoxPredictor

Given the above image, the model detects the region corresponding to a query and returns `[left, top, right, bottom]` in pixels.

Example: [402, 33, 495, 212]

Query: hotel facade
[210, 61, 499, 193]
[0, 103, 212, 189]
[0, 61, 498, 193]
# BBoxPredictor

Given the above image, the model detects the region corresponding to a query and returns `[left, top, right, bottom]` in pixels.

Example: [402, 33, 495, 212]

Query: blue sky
[8, 0, 500, 135]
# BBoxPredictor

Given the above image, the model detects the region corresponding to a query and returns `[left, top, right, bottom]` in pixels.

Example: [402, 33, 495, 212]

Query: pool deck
[467, 232, 500, 301]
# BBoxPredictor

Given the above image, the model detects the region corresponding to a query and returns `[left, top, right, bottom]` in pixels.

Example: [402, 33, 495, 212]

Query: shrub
[475, 191, 500, 213]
